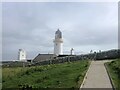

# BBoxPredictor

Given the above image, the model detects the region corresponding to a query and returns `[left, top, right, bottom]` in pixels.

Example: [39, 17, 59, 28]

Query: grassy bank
[2, 60, 90, 88]
[106, 59, 120, 90]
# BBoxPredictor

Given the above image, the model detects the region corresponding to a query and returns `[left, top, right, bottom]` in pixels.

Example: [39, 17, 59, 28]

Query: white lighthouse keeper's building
[53, 29, 63, 56]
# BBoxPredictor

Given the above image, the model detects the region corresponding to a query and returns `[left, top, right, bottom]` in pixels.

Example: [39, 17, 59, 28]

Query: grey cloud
[2, 2, 118, 60]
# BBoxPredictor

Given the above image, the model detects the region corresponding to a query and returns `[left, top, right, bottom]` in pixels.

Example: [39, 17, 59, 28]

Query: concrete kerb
[79, 60, 92, 89]
[104, 63, 116, 90]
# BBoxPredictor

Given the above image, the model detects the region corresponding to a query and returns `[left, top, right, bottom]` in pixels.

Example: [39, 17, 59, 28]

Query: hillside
[2, 60, 89, 89]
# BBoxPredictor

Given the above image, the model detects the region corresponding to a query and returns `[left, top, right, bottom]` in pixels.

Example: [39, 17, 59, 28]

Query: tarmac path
[80, 60, 113, 89]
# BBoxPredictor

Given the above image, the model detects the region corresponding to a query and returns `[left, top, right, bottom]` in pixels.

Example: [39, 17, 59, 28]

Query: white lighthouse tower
[18, 49, 26, 61]
[53, 29, 63, 56]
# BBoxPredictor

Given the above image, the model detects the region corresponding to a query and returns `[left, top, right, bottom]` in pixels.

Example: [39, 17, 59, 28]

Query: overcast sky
[2, 2, 118, 60]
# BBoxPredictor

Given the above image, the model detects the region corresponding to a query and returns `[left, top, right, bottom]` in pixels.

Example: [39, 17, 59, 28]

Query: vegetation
[106, 59, 120, 90]
[2, 60, 89, 88]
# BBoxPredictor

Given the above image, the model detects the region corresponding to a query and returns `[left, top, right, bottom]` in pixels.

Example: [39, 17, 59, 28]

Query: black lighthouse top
[55, 29, 62, 38]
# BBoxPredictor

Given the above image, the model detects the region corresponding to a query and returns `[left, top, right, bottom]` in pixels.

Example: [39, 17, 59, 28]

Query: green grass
[106, 59, 120, 90]
[2, 60, 90, 88]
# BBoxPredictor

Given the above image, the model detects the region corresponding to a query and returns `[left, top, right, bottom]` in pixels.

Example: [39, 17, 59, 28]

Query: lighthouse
[18, 49, 26, 61]
[53, 29, 63, 56]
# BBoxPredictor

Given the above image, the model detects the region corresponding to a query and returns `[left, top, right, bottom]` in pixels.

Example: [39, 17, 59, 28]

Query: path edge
[104, 63, 116, 90]
[79, 60, 92, 89]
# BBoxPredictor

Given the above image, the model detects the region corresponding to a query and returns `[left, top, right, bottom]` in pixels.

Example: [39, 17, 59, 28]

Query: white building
[18, 49, 26, 61]
[53, 29, 63, 56]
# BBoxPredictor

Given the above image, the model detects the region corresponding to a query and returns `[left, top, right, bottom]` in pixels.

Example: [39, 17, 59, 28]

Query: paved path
[80, 60, 113, 88]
